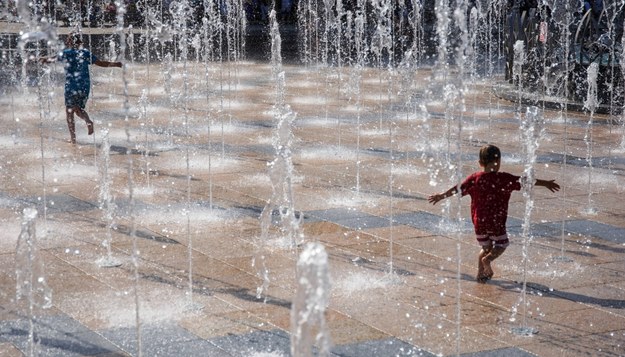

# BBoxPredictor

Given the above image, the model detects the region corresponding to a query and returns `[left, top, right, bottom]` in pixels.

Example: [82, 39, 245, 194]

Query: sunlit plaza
[1, 1, 625, 356]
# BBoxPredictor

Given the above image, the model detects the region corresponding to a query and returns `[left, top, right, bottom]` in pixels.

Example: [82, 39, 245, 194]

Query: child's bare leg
[477, 244, 492, 283]
[66, 107, 77, 144]
[481, 246, 506, 279]
[73, 107, 94, 135]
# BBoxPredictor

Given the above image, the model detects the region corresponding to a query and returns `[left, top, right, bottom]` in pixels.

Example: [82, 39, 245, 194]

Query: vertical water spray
[602, 1, 622, 118]
[217, 8, 226, 161]
[388, 118, 395, 277]
[402, 0, 422, 66]
[422, 14, 441, 212]
[513, 40, 526, 112]
[223, 0, 245, 136]
[256, 9, 302, 300]
[511, 106, 544, 337]
[426, 0, 453, 225]
[421, 3, 468, 352]
[434, 0, 451, 79]
[202, 16, 215, 209]
[128, 26, 136, 78]
[116, 3, 143, 355]
[162, 52, 175, 145]
[322, 0, 344, 149]
[15, 208, 52, 357]
[299, 0, 324, 64]
[98, 129, 122, 267]
[467, 5, 479, 124]
[451, 3, 470, 352]
[3, 29, 20, 138]
[290, 243, 332, 357]
[320, 0, 333, 126]
[15, 0, 33, 90]
[621, 12, 625, 150]
[352, 2, 366, 193]
[371, 0, 392, 129]
[387, 0, 416, 280]
[583, 62, 599, 215]
[34, 34, 53, 233]
[138, 89, 152, 188]
[17, 10, 58, 235]
[555, 0, 573, 263]
[143, 2, 151, 86]
[484, 0, 505, 133]
[172, 0, 201, 310]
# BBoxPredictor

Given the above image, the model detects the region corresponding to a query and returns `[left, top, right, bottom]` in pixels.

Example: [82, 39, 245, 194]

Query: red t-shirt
[460, 171, 521, 236]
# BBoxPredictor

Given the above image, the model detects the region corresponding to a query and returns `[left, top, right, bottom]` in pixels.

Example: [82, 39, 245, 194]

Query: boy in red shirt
[428, 145, 560, 283]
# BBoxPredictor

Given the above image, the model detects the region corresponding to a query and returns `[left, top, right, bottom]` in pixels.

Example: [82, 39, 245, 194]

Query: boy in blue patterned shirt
[42, 33, 122, 144]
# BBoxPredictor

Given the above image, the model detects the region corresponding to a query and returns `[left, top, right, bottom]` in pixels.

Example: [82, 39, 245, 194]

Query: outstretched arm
[38, 56, 57, 64]
[535, 179, 560, 193]
[94, 59, 122, 68]
[428, 186, 458, 205]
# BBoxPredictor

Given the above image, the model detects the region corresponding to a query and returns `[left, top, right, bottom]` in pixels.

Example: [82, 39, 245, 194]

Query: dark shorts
[476, 233, 509, 248]
[65, 90, 89, 109]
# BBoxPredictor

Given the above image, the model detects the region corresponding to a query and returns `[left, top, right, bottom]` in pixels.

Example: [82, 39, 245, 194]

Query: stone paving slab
[1, 315, 548, 357]
[330, 338, 431, 356]
[392, 211, 474, 234]
[459, 348, 537, 357]
[0, 315, 124, 356]
[99, 324, 226, 357]
[210, 329, 291, 356]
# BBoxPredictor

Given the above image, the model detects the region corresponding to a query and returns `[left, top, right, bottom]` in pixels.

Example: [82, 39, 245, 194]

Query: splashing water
[512, 106, 544, 337]
[256, 9, 303, 300]
[97, 129, 122, 268]
[16, 208, 52, 308]
[15, 208, 53, 357]
[290, 243, 332, 357]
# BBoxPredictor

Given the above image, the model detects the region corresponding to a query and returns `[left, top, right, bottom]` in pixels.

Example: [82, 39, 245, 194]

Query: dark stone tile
[98, 323, 205, 356]
[334, 215, 391, 230]
[305, 208, 392, 229]
[540, 220, 625, 244]
[332, 338, 432, 357]
[307, 208, 373, 222]
[20, 194, 97, 215]
[210, 329, 291, 356]
[392, 211, 472, 234]
[137, 338, 231, 357]
[0, 315, 124, 356]
[507, 217, 562, 238]
[459, 347, 537, 357]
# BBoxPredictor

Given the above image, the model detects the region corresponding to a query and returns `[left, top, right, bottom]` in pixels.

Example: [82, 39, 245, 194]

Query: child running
[428, 144, 560, 283]
[41, 33, 122, 144]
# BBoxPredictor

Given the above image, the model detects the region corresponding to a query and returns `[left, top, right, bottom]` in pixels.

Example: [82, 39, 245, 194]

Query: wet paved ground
[0, 60, 624, 356]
